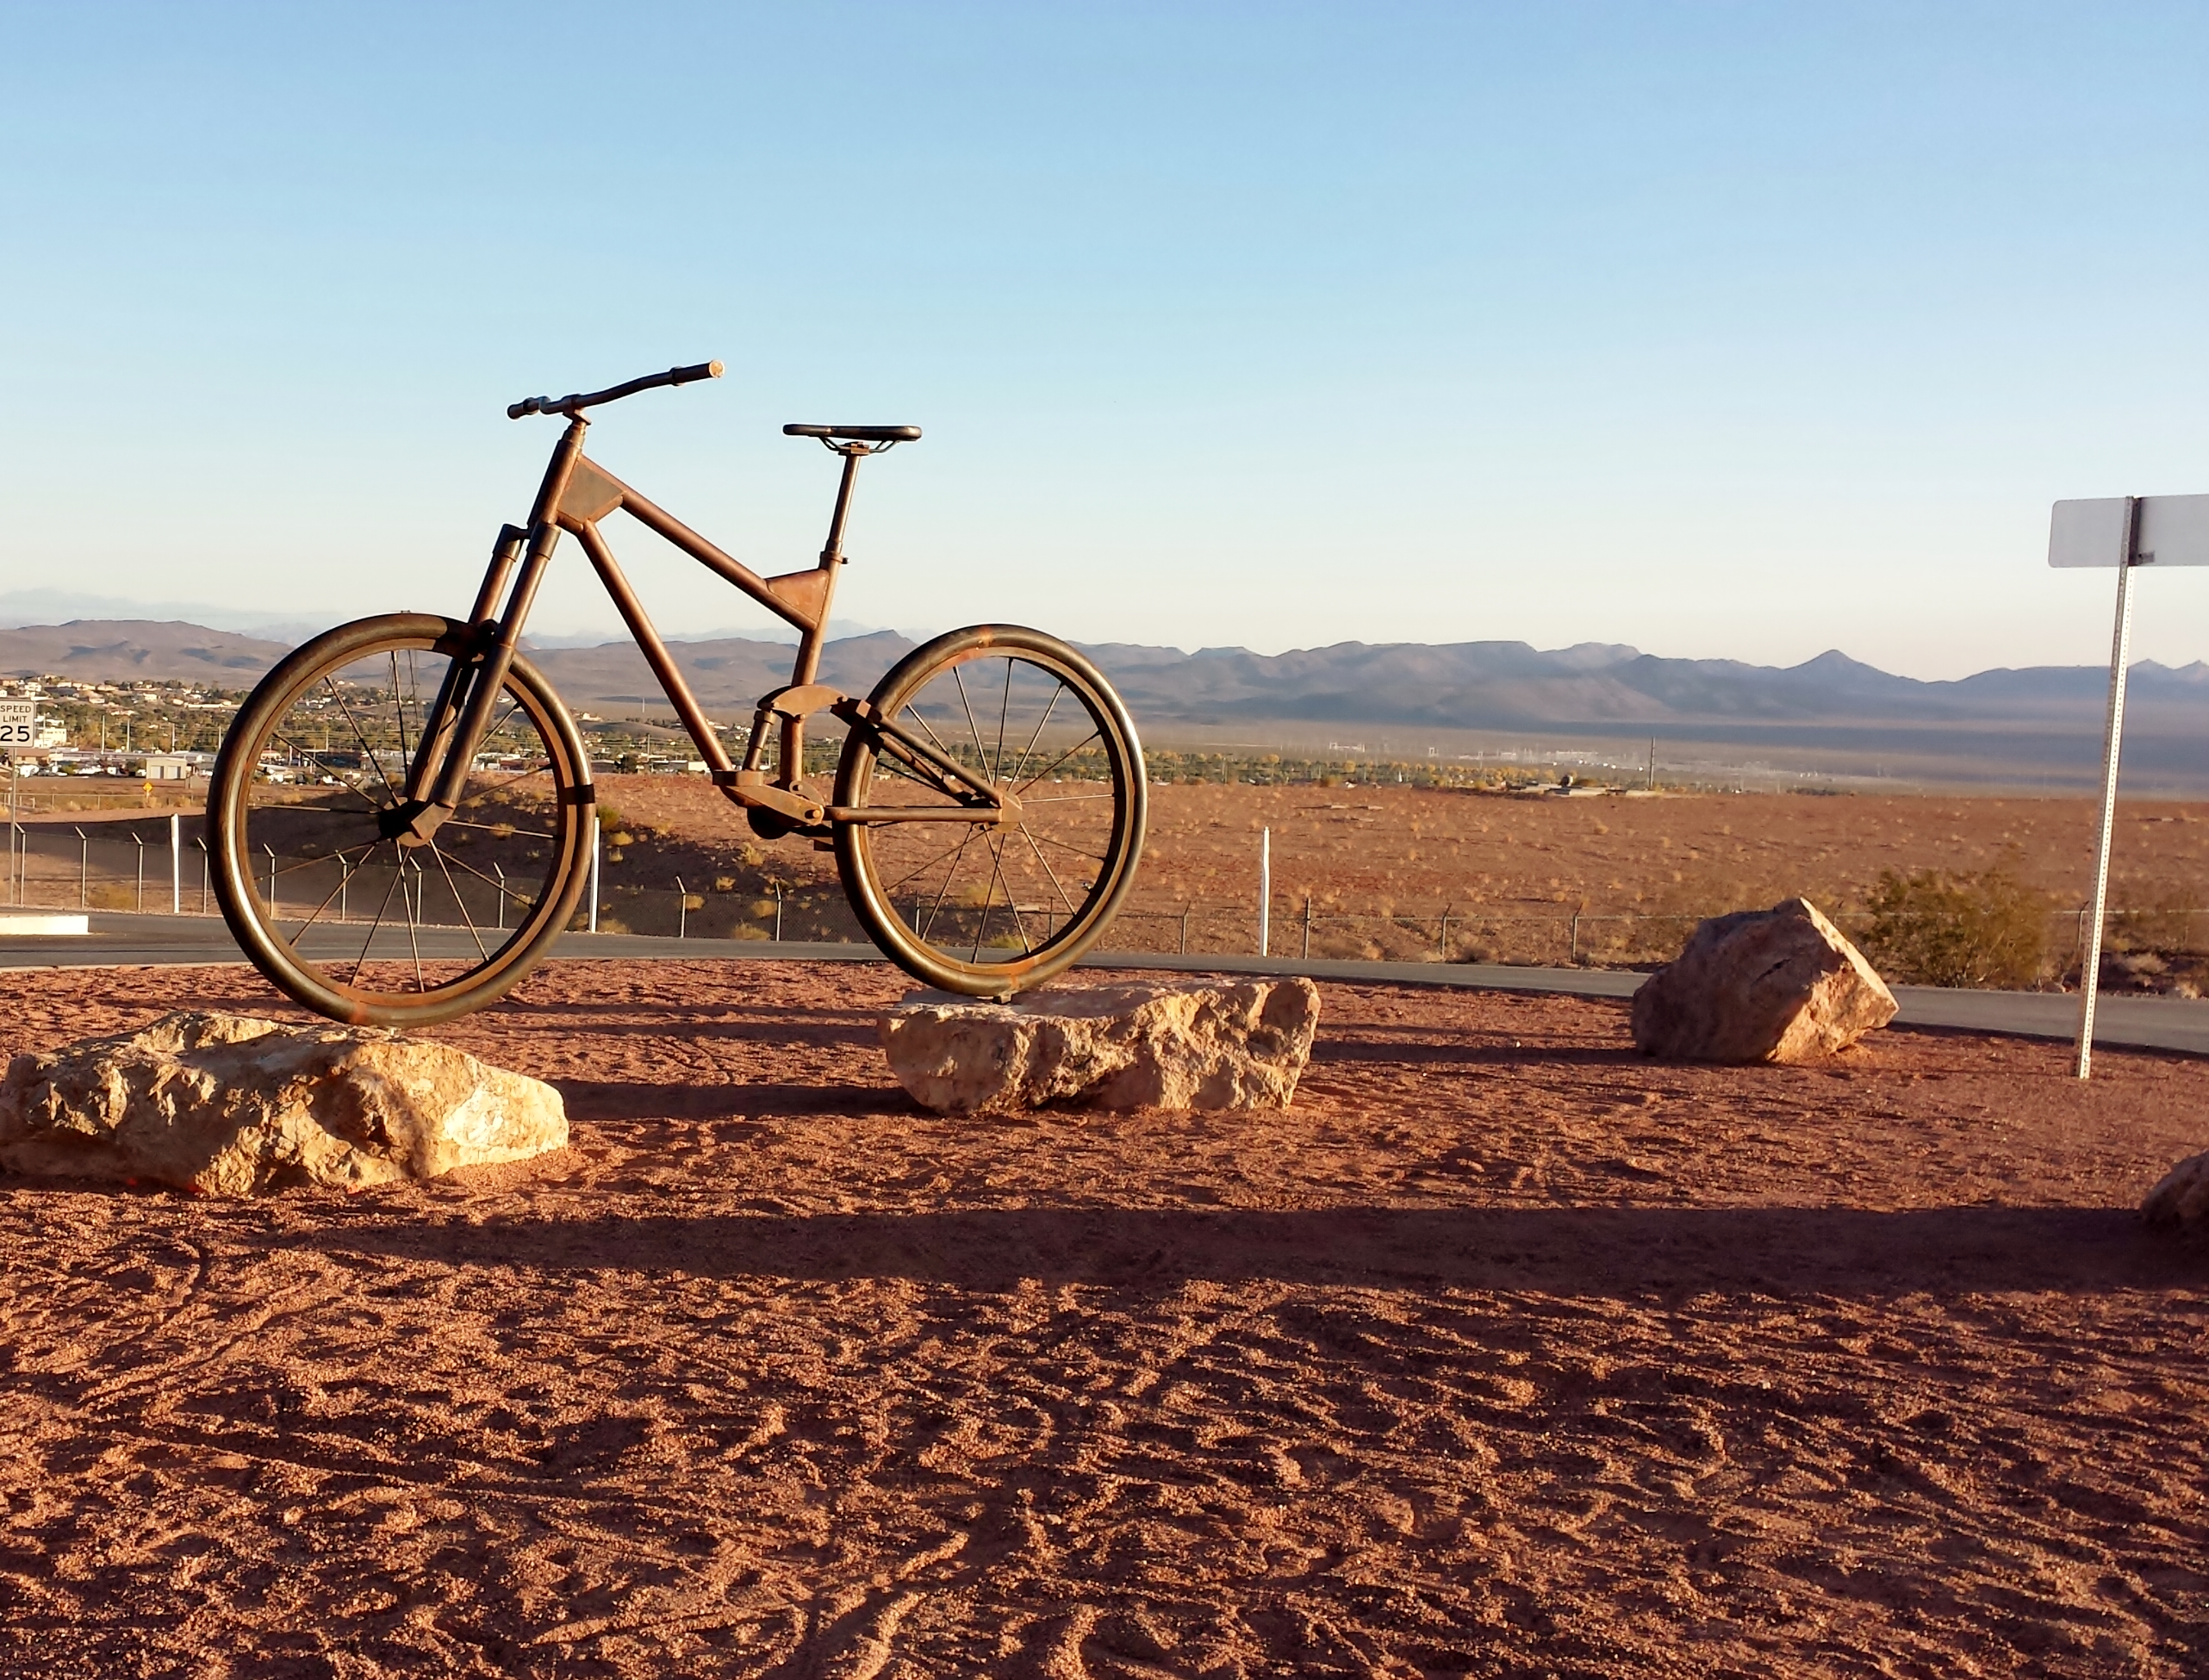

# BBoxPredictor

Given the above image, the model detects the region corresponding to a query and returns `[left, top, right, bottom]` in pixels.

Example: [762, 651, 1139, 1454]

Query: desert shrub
[2113, 884, 2206, 955]
[1861, 860, 2050, 989]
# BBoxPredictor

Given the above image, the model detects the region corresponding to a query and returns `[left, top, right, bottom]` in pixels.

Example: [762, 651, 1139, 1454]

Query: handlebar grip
[507, 395, 547, 420]
[670, 360, 724, 386]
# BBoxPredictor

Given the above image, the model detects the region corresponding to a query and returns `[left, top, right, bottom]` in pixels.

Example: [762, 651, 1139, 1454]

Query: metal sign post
[2049, 494, 2209, 1078]
[0, 701, 31, 909]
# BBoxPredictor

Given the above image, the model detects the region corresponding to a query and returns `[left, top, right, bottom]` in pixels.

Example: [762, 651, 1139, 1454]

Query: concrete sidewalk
[3, 912, 2202, 1057]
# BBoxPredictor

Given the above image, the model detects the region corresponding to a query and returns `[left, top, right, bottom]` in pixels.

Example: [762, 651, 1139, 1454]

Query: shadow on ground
[283, 1204, 2204, 1298]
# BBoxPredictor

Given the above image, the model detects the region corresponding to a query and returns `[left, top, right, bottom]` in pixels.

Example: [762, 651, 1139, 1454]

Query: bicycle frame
[395, 414, 1017, 847]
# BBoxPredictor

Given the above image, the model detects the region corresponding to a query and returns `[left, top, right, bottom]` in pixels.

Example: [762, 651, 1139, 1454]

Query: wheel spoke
[992, 658, 1012, 784]
[271, 725, 385, 814]
[970, 832, 1013, 962]
[1028, 828, 1109, 865]
[389, 651, 414, 777]
[427, 842, 491, 962]
[270, 849, 353, 881]
[432, 816, 560, 841]
[917, 828, 977, 943]
[1005, 679, 1065, 789]
[1020, 824, 1080, 918]
[320, 675, 402, 806]
[951, 666, 989, 781]
[873, 753, 956, 799]
[880, 828, 982, 898]
[900, 701, 959, 768]
[347, 862, 408, 986]
[403, 859, 426, 991]
[1012, 729, 1104, 794]
[289, 845, 371, 936]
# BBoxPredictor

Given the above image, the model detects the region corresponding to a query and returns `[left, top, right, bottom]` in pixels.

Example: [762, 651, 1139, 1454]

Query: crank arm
[712, 768, 826, 827]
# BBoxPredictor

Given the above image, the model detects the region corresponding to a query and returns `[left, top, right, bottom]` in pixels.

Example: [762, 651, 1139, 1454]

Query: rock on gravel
[0, 1010, 567, 1195]
[880, 977, 1321, 1115]
[1631, 897, 1897, 1064]
[2143, 1149, 2209, 1225]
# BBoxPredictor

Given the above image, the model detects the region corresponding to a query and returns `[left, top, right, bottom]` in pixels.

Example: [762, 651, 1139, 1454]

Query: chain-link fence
[3, 820, 217, 914]
[3, 818, 2192, 992]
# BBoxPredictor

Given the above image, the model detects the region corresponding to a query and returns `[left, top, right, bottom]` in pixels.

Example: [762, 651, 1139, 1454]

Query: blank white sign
[2049, 495, 2209, 567]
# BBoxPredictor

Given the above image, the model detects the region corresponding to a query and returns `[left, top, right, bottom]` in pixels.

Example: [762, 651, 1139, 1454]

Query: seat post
[818, 445, 867, 568]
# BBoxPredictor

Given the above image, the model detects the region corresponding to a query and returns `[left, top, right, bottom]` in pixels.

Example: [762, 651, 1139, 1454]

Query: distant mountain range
[4, 617, 2204, 788]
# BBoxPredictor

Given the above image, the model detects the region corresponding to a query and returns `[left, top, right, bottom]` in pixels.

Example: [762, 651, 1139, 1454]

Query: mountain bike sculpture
[208, 362, 1147, 1026]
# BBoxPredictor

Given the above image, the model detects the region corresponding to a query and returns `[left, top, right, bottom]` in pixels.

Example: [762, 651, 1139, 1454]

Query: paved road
[4, 912, 2203, 1056]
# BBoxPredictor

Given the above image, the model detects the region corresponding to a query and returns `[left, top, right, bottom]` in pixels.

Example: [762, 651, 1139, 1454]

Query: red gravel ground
[2, 957, 2206, 1677]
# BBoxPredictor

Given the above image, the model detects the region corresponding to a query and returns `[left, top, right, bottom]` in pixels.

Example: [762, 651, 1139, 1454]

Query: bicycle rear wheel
[833, 625, 1146, 996]
[208, 613, 592, 1026]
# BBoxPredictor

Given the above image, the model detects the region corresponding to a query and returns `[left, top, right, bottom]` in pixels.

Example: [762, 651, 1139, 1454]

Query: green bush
[1861, 860, 2050, 989]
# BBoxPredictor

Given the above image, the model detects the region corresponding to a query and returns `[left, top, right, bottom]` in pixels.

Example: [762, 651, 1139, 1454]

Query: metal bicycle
[208, 361, 1147, 1025]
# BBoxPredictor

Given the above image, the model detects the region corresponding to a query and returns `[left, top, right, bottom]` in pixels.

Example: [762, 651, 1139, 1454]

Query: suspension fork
[398, 417, 588, 826]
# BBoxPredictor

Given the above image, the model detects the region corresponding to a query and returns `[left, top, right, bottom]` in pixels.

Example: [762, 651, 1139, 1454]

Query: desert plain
[2, 952, 2206, 1677]
[516, 779, 2209, 980]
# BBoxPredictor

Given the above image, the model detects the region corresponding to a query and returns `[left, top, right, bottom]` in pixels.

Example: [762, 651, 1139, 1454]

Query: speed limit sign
[0, 700, 34, 750]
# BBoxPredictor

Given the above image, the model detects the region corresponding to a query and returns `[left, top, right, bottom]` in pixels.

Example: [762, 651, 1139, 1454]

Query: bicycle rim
[209, 614, 590, 1026]
[835, 625, 1146, 995]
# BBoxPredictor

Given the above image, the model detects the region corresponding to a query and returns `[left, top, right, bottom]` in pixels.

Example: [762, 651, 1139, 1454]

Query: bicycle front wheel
[208, 613, 592, 1027]
[834, 625, 1147, 996]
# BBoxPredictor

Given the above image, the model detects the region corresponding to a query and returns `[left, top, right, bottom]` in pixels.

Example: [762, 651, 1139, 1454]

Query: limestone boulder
[1631, 898, 1896, 1063]
[881, 978, 1321, 1115]
[0, 1011, 567, 1195]
[2143, 1150, 2209, 1227]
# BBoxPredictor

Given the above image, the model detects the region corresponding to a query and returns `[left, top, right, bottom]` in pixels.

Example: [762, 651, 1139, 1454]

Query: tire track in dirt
[0, 959, 2206, 1676]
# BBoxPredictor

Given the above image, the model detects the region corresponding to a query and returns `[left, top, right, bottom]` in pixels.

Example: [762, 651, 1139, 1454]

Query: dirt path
[2, 959, 2205, 1677]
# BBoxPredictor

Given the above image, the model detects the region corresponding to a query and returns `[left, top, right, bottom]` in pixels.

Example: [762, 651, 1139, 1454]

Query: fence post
[170, 812, 180, 916]
[1439, 904, 1451, 961]
[773, 883, 784, 943]
[133, 833, 146, 912]
[1179, 904, 1191, 955]
[197, 840, 208, 915]
[1257, 827, 1270, 957]
[263, 843, 277, 920]
[74, 827, 86, 909]
[675, 876, 688, 940]
[1570, 913, 1580, 966]
[587, 810, 600, 934]
[1303, 894, 1313, 960]
[494, 863, 506, 932]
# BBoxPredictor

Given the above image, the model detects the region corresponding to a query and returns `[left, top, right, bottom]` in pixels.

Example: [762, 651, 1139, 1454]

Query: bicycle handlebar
[508, 360, 724, 420]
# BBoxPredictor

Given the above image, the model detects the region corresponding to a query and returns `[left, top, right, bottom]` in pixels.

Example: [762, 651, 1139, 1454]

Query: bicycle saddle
[783, 424, 921, 443]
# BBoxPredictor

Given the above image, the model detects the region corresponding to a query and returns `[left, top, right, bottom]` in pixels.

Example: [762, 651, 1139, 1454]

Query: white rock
[1631, 897, 1897, 1063]
[0, 1011, 567, 1195]
[880, 978, 1322, 1115]
[2143, 1150, 2209, 1226]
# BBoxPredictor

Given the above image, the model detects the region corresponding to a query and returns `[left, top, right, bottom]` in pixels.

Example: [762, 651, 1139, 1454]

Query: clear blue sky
[4, 3, 2207, 677]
